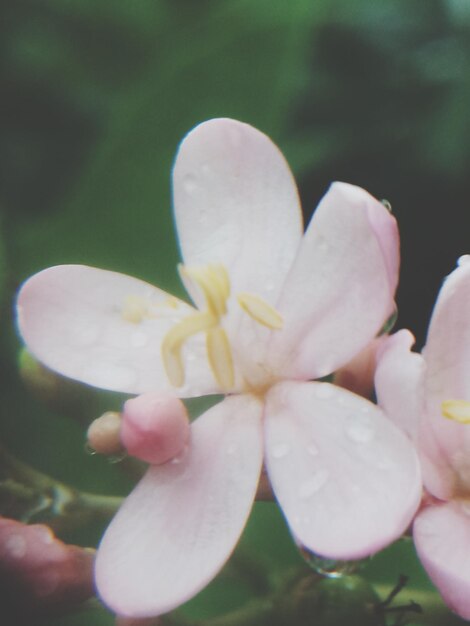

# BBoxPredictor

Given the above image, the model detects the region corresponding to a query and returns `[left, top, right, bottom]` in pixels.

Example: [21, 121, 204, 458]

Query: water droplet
[298, 469, 329, 499]
[314, 383, 334, 400]
[84, 442, 97, 456]
[5, 534, 27, 558]
[130, 330, 148, 348]
[346, 415, 375, 443]
[297, 544, 364, 578]
[32, 526, 54, 544]
[306, 443, 319, 456]
[171, 455, 183, 464]
[271, 443, 291, 459]
[381, 199, 392, 212]
[107, 451, 127, 464]
[458, 254, 470, 267]
[183, 173, 199, 194]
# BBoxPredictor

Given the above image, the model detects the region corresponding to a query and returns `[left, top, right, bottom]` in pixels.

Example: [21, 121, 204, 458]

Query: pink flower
[375, 257, 470, 620]
[16, 118, 421, 617]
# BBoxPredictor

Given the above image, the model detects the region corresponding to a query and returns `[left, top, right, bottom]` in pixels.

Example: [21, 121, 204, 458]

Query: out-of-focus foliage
[2, 0, 470, 624]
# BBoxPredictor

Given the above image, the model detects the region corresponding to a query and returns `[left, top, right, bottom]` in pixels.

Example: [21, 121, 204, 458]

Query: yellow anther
[237, 292, 283, 330]
[442, 400, 470, 424]
[206, 326, 234, 390]
[122, 295, 150, 324]
[162, 311, 216, 386]
[179, 264, 230, 318]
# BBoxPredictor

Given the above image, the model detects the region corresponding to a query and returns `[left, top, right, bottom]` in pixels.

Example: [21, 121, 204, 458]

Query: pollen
[442, 399, 470, 424]
[237, 292, 283, 330]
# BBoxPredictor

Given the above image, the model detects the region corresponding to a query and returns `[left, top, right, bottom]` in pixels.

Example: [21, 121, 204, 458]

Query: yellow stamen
[442, 399, 470, 424]
[237, 292, 283, 330]
[179, 264, 230, 317]
[162, 311, 216, 386]
[206, 327, 234, 390]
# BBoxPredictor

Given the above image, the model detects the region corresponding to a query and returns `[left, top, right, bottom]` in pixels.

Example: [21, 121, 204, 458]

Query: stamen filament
[237, 292, 283, 330]
[206, 327, 234, 390]
[162, 311, 216, 386]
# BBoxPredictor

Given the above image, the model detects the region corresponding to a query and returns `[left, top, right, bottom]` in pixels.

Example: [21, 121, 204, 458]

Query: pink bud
[120, 393, 190, 465]
[87, 412, 123, 456]
[0, 517, 94, 619]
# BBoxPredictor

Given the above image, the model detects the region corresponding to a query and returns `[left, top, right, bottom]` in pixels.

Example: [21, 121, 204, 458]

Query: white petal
[16, 265, 218, 396]
[414, 500, 470, 620]
[173, 119, 302, 305]
[264, 381, 421, 560]
[95, 394, 263, 617]
[268, 182, 399, 380]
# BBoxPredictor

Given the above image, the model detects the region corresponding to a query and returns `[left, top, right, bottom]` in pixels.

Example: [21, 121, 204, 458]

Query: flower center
[442, 399, 470, 424]
[161, 263, 283, 390]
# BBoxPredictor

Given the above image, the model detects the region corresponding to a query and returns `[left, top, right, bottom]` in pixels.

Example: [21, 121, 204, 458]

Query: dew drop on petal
[345, 415, 375, 443]
[296, 543, 364, 578]
[458, 255, 470, 267]
[183, 173, 198, 194]
[306, 442, 319, 456]
[5, 534, 27, 559]
[271, 443, 291, 459]
[298, 469, 329, 499]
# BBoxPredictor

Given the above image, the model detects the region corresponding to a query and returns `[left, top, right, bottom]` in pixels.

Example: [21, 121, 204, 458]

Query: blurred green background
[1, 0, 470, 624]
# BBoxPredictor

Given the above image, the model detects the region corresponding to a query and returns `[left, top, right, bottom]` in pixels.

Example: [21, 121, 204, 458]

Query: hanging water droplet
[271, 443, 291, 459]
[346, 415, 375, 443]
[458, 254, 470, 267]
[381, 199, 392, 212]
[107, 450, 127, 464]
[84, 442, 97, 456]
[298, 469, 329, 499]
[297, 544, 364, 578]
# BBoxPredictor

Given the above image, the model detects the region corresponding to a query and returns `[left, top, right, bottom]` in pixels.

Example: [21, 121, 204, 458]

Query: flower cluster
[14, 118, 470, 620]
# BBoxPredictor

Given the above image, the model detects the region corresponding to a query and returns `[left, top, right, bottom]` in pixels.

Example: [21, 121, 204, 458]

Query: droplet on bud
[86, 412, 123, 456]
[296, 543, 364, 578]
[121, 392, 190, 465]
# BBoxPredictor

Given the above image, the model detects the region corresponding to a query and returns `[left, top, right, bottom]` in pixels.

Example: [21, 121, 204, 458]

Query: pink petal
[374, 330, 425, 439]
[16, 265, 219, 396]
[268, 182, 399, 380]
[95, 394, 263, 617]
[414, 500, 470, 620]
[173, 118, 302, 313]
[334, 336, 387, 399]
[264, 381, 421, 560]
[418, 262, 470, 484]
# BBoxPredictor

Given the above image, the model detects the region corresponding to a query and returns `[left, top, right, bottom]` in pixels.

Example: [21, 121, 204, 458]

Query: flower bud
[86, 412, 123, 456]
[121, 393, 190, 465]
[0, 517, 94, 619]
